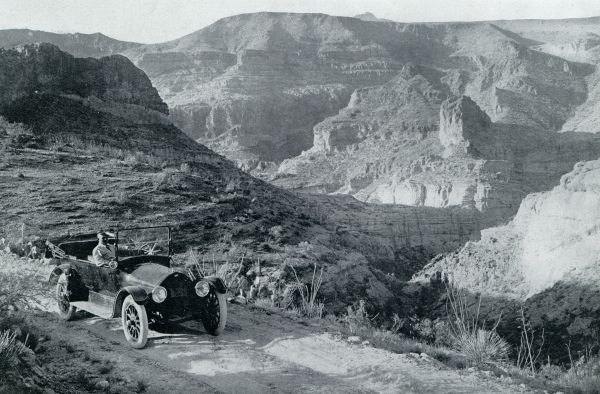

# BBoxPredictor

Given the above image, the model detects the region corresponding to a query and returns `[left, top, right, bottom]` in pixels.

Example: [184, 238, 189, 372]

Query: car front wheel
[201, 290, 227, 336]
[56, 273, 77, 320]
[121, 295, 148, 349]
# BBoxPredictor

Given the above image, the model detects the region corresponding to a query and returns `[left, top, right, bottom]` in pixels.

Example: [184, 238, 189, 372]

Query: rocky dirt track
[35, 303, 538, 394]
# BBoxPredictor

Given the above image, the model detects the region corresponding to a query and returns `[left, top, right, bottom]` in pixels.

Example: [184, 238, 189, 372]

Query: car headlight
[194, 281, 210, 297]
[151, 286, 167, 303]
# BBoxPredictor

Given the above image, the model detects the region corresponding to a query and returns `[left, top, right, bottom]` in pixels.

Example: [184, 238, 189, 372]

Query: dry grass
[559, 353, 600, 394]
[180, 248, 242, 291]
[344, 299, 373, 334]
[0, 251, 49, 312]
[288, 263, 324, 319]
[0, 329, 26, 371]
[445, 284, 509, 365]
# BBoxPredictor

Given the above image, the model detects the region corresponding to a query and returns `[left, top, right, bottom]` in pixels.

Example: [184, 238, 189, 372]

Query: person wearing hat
[92, 232, 115, 267]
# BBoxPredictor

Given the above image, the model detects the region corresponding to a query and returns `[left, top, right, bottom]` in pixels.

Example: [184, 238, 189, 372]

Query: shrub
[152, 169, 178, 191]
[559, 353, 600, 394]
[445, 284, 509, 364]
[0, 330, 26, 371]
[344, 299, 373, 334]
[288, 263, 324, 319]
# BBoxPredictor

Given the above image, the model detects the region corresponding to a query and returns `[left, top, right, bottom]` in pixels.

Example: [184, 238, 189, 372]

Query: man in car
[92, 232, 116, 267]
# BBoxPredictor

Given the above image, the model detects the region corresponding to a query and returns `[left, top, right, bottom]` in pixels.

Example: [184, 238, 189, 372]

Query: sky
[1, 0, 599, 44]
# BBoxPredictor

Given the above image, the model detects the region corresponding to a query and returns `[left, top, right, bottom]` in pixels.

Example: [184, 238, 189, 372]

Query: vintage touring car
[46, 226, 227, 348]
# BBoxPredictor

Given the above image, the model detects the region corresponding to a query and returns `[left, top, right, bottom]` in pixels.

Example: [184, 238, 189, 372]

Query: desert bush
[152, 168, 178, 191]
[288, 263, 324, 319]
[445, 284, 509, 365]
[0, 329, 26, 371]
[344, 299, 373, 334]
[181, 249, 241, 292]
[559, 352, 600, 394]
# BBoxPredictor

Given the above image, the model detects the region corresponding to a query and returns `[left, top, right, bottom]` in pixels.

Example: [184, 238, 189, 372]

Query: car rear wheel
[56, 273, 77, 320]
[121, 295, 148, 349]
[201, 290, 227, 336]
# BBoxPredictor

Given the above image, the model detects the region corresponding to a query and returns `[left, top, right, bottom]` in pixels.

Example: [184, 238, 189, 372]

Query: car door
[71, 260, 120, 295]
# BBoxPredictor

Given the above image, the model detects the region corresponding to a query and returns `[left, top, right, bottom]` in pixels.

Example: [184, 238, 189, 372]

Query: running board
[71, 301, 113, 319]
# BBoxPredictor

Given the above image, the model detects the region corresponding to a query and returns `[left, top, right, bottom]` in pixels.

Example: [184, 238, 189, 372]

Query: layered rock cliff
[276, 89, 600, 227]
[415, 159, 600, 299]
[4, 14, 600, 228]
[412, 159, 600, 354]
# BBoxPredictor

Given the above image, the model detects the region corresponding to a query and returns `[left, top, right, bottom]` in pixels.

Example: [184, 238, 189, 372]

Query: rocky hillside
[4, 15, 600, 227]
[0, 43, 165, 112]
[413, 159, 600, 356]
[276, 89, 600, 226]
[416, 158, 600, 298]
[0, 43, 481, 313]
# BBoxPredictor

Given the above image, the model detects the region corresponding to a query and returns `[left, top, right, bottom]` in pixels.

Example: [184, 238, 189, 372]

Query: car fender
[48, 263, 73, 285]
[113, 286, 149, 317]
[203, 276, 227, 294]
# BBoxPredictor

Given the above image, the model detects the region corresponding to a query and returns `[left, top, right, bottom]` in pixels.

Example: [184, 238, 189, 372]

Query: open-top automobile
[46, 226, 227, 348]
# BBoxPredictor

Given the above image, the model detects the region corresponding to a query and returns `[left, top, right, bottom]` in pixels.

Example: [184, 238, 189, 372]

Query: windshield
[116, 226, 170, 259]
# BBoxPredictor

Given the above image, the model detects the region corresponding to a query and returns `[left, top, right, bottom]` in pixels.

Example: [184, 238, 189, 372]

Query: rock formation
[0, 43, 166, 114]
[3, 14, 600, 234]
[3, 15, 600, 226]
[415, 158, 600, 298]
[0, 43, 482, 314]
[438, 96, 492, 157]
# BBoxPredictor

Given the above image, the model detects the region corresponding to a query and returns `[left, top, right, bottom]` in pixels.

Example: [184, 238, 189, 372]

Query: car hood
[123, 263, 178, 289]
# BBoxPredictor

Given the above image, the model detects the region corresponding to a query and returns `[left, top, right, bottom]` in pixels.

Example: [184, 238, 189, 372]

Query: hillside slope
[413, 159, 600, 356]
[0, 44, 480, 313]
[3, 15, 600, 225]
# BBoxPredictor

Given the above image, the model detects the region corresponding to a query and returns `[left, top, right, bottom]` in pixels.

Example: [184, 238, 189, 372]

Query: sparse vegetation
[445, 284, 509, 365]
[0, 329, 26, 371]
[344, 299, 373, 334]
[288, 263, 324, 319]
[516, 307, 545, 373]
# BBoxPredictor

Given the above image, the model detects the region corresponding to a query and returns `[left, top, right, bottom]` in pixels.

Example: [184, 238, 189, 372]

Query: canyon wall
[415, 158, 600, 299]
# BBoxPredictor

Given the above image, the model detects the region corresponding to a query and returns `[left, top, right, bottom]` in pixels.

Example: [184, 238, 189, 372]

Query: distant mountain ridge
[4, 13, 600, 226]
[0, 29, 141, 58]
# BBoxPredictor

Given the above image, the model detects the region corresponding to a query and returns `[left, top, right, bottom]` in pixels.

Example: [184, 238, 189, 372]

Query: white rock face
[514, 160, 600, 295]
[366, 180, 473, 207]
[415, 159, 600, 298]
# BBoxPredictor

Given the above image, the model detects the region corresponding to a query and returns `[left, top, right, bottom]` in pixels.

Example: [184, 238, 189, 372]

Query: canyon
[5, 16, 600, 229]
[0, 43, 480, 313]
[2, 12, 600, 366]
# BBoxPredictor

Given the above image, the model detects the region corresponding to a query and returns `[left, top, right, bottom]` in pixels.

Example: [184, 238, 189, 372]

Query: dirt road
[36, 303, 538, 394]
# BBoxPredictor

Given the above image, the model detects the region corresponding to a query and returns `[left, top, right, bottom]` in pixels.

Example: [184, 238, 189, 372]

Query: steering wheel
[139, 242, 162, 255]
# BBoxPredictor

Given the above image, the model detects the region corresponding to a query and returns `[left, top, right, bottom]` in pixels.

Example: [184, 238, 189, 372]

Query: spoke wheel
[201, 289, 227, 336]
[121, 295, 148, 348]
[55, 273, 76, 320]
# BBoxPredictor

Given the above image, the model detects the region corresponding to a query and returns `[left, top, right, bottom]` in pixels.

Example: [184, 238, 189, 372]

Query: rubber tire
[202, 292, 227, 336]
[56, 273, 77, 320]
[121, 295, 149, 349]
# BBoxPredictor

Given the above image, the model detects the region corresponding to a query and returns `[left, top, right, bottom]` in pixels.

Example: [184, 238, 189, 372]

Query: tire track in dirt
[36, 303, 540, 393]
